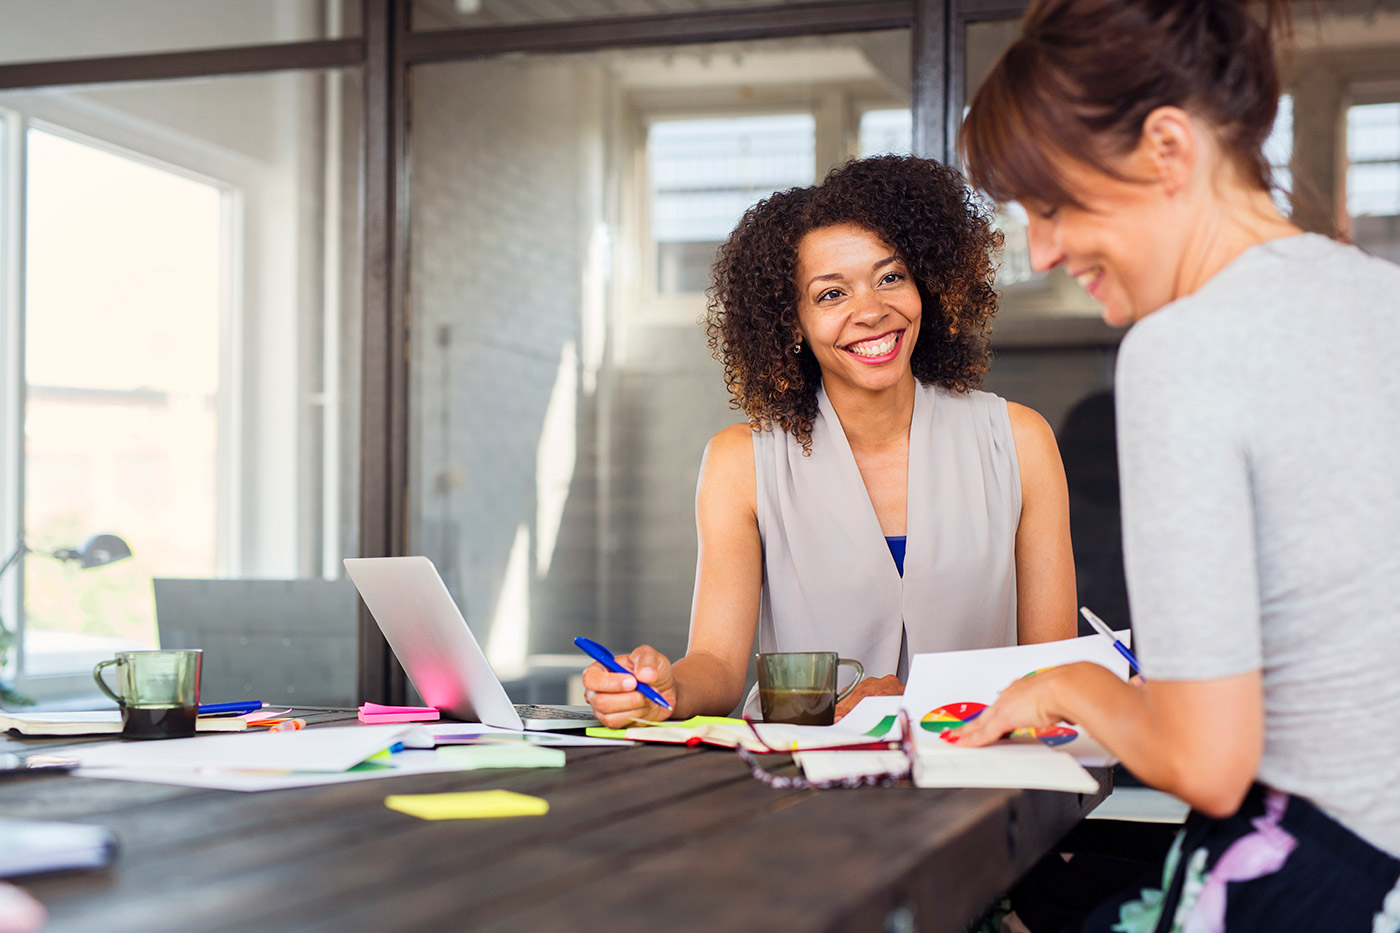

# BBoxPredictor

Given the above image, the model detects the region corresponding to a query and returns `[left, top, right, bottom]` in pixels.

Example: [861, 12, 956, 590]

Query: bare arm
[1007, 402, 1077, 643]
[950, 663, 1263, 817]
[583, 424, 761, 726]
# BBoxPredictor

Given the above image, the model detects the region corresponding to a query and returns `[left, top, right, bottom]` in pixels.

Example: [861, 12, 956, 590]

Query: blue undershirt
[885, 535, 907, 577]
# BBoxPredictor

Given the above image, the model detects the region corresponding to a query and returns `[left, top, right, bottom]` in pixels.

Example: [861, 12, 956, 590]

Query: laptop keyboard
[513, 704, 597, 721]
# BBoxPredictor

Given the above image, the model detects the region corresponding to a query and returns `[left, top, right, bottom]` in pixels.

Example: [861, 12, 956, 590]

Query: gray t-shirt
[1116, 233, 1400, 857]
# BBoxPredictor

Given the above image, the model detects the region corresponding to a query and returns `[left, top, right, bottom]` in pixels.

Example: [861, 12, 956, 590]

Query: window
[647, 113, 815, 295]
[19, 126, 227, 675]
[858, 108, 912, 158]
[1347, 102, 1400, 218]
[1265, 94, 1293, 214]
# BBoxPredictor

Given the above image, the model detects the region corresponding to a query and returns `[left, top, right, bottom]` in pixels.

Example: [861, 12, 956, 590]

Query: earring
[792, 339, 802, 355]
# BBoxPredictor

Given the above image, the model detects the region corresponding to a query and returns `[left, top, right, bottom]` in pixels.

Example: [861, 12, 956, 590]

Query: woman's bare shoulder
[1005, 400, 1054, 441]
[1005, 401, 1066, 487]
[702, 423, 757, 476]
[697, 423, 758, 509]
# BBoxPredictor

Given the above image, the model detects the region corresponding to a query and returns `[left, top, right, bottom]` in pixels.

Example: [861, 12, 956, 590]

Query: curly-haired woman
[583, 155, 1077, 727]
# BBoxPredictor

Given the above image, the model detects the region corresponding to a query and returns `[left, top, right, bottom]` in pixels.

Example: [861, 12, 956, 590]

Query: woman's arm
[583, 424, 761, 726]
[1007, 402, 1078, 643]
[949, 663, 1263, 817]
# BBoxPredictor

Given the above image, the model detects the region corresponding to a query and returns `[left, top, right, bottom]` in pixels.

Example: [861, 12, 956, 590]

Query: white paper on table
[795, 740, 1100, 792]
[3, 711, 123, 724]
[73, 748, 487, 792]
[901, 633, 1130, 764]
[744, 720, 889, 751]
[794, 750, 910, 783]
[401, 722, 633, 749]
[70, 725, 410, 773]
[829, 695, 908, 738]
[912, 743, 1099, 793]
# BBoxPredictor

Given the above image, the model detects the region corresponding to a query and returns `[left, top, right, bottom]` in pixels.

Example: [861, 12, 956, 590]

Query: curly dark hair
[705, 155, 1003, 453]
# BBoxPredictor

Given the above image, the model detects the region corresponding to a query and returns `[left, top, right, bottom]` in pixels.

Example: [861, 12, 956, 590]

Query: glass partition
[407, 31, 909, 672]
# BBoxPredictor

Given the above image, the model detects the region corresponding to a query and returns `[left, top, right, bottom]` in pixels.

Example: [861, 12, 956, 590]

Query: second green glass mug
[93, 649, 202, 739]
[756, 651, 864, 725]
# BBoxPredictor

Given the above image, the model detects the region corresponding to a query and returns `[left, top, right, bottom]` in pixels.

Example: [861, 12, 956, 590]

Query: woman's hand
[943, 663, 1086, 745]
[834, 674, 904, 721]
[582, 644, 678, 729]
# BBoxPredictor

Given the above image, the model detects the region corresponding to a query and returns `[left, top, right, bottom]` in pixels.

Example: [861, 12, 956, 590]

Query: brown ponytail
[960, 0, 1293, 207]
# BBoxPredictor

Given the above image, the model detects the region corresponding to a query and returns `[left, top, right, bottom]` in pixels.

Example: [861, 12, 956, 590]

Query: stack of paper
[68, 722, 603, 792]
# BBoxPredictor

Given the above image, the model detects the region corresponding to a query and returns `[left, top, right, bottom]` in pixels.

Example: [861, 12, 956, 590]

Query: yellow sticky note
[385, 790, 549, 820]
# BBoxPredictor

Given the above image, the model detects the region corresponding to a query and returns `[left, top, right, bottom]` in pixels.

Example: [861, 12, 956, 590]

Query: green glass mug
[93, 649, 202, 739]
[756, 651, 864, 725]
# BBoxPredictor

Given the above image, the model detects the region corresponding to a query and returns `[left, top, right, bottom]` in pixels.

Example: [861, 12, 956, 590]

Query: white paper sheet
[745, 720, 890, 751]
[829, 695, 908, 738]
[402, 722, 633, 749]
[901, 633, 1130, 764]
[794, 740, 1100, 793]
[793, 750, 910, 783]
[72, 747, 483, 792]
[911, 742, 1100, 793]
[70, 725, 410, 773]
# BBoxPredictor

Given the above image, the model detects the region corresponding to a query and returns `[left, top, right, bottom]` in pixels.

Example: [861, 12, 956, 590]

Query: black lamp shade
[65, 534, 133, 569]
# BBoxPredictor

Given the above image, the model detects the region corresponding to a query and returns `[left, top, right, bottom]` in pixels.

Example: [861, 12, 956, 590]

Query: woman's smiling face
[1015, 135, 1190, 327]
[794, 223, 922, 395]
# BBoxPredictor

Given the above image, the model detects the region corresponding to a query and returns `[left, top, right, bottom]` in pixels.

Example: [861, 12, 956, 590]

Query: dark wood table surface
[2, 711, 1110, 933]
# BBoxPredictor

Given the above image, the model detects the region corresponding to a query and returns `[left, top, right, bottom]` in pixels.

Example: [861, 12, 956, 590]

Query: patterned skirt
[1085, 784, 1400, 933]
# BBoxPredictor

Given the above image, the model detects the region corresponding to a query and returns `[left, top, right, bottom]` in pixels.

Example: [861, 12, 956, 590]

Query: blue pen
[573, 636, 673, 710]
[1080, 607, 1143, 678]
[198, 701, 267, 716]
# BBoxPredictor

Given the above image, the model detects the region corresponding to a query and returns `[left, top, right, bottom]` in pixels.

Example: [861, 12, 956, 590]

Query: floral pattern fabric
[1093, 784, 1400, 933]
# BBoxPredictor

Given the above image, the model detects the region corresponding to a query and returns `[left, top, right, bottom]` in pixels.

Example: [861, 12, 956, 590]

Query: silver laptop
[343, 556, 598, 731]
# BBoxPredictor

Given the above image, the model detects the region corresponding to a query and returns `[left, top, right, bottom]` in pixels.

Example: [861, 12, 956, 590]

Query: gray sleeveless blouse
[747, 382, 1021, 713]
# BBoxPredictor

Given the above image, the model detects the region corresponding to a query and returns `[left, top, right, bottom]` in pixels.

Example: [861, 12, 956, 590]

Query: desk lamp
[0, 533, 133, 706]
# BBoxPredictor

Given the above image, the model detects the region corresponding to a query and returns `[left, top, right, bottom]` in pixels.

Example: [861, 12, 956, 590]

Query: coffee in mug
[756, 651, 863, 725]
[93, 649, 202, 739]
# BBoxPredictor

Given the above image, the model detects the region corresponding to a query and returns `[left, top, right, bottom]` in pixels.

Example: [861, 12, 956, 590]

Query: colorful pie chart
[920, 701, 986, 733]
[1017, 725, 1078, 747]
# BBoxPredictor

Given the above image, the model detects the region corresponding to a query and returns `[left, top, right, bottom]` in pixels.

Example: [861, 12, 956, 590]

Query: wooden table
[2, 713, 1109, 932]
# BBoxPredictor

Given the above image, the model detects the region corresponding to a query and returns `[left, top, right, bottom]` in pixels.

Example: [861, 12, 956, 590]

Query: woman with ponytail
[953, 1, 1400, 930]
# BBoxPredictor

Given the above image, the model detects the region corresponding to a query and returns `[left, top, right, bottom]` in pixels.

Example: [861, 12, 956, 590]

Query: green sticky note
[385, 790, 549, 820]
[586, 715, 749, 740]
[435, 744, 565, 769]
[585, 726, 629, 739]
[676, 716, 749, 727]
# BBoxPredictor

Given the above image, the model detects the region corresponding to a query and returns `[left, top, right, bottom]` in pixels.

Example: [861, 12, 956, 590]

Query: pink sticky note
[358, 702, 441, 724]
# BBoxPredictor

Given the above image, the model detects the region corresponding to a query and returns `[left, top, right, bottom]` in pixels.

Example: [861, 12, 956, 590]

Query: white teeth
[846, 333, 898, 358]
[1075, 269, 1100, 289]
